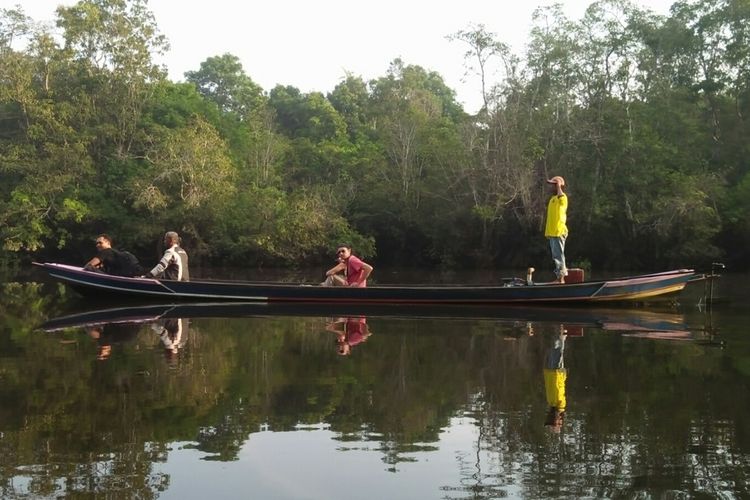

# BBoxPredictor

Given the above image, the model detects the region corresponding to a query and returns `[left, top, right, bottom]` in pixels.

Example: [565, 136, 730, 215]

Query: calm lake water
[1, 269, 749, 499]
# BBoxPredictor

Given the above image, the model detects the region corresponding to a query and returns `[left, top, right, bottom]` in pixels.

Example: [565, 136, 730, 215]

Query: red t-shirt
[345, 318, 368, 346]
[346, 255, 368, 287]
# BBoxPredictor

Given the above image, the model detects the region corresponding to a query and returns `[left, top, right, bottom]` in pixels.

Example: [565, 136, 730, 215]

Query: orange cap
[547, 176, 565, 187]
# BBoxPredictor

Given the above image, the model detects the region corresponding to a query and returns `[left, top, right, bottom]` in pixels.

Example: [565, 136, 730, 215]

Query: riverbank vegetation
[1, 0, 748, 270]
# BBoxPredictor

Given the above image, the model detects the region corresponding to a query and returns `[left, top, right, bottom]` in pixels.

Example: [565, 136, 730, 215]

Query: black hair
[544, 407, 565, 426]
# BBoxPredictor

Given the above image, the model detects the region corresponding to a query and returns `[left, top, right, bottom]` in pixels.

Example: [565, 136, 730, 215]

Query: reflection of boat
[39, 300, 699, 336]
[34, 263, 702, 305]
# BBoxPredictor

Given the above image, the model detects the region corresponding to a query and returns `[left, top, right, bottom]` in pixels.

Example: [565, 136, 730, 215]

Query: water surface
[0, 272, 748, 499]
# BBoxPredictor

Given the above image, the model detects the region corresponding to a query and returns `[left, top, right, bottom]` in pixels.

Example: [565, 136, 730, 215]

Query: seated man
[84, 234, 117, 273]
[144, 231, 190, 281]
[84, 234, 142, 277]
[321, 244, 373, 287]
[83, 234, 143, 277]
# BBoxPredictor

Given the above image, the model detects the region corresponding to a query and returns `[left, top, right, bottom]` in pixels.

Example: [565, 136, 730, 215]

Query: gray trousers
[548, 235, 568, 279]
[321, 274, 347, 287]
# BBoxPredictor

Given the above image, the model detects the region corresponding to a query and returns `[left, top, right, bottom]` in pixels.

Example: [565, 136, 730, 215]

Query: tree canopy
[1, 0, 748, 272]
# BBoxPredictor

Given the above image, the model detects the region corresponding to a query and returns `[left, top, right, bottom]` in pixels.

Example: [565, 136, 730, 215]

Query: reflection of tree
[0, 281, 73, 340]
[3, 284, 750, 497]
[450, 324, 750, 499]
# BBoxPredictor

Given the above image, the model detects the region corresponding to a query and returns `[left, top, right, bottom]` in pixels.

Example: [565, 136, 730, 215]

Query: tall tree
[185, 53, 264, 118]
[130, 116, 235, 256]
[186, 54, 284, 188]
[449, 26, 539, 261]
[56, 0, 168, 158]
[0, 6, 92, 252]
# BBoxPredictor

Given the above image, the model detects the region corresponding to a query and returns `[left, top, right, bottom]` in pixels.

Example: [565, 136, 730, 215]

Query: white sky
[7, 0, 675, 113]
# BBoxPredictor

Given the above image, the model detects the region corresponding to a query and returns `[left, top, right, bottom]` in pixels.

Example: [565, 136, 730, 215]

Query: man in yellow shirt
[544, 176, 568, 283]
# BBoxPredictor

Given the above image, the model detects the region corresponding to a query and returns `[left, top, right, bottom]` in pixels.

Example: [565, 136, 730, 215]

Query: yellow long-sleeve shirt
[545, 194, 568, 238]
[543, 368, 567, 410]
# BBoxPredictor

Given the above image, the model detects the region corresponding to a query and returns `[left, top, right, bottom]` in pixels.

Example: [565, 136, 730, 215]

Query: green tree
[449, 26, 539, 262]
[185, 53, 264, 118]
[0, 6, 93, 252]
[130, 116, 235, 256]
[186, 54, 285, 188]
[56, 0, 168, 158]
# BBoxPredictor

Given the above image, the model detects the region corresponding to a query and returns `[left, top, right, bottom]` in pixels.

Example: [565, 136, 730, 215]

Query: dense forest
[1, 0, 748, 272]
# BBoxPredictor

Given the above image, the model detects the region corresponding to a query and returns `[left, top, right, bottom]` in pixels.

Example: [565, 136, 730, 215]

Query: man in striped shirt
[145, 231, 190, 281]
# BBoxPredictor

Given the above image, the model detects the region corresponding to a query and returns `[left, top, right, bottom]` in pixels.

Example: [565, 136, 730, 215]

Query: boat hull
[33, 263, 698, 305]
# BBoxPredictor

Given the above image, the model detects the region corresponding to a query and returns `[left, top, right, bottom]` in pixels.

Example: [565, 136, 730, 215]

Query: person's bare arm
[325, 318, 346, 333]
[350, 263, 373, 286]
[84, 256, 102, 269]
[325, 261, 347, 277]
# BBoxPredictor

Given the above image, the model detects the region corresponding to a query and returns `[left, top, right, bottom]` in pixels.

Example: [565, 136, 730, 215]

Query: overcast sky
[9, 0, 675, 112]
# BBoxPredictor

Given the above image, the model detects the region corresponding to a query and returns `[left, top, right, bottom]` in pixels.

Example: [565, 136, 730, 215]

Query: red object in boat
[567, 268, 585, 283]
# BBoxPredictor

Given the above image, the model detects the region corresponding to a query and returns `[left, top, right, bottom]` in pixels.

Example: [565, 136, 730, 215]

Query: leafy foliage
[1, 0, 749, 270]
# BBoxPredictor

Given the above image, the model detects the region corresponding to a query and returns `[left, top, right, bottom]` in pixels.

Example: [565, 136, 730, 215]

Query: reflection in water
[153, 318, 188, 363]
[86, 323, 140, 360]
[543, 325, 567, 432]
[325, 316, 372, 355]
[3, 285, 750, 498]
[83, 318, 188, 363]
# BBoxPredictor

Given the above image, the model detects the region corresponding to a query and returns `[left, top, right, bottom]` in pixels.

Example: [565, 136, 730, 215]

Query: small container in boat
[567, 268, 585, 283]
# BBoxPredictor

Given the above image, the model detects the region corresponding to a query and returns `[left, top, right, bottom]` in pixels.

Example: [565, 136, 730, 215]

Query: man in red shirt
[321, 244, 373, 287]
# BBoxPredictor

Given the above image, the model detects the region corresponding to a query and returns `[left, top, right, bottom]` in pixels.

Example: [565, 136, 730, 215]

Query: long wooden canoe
[33, 262, 701, 305]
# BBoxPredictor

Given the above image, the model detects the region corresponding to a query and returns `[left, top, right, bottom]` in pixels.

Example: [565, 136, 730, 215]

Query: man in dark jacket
[84, 234, 117, 273]
[84, 234, 142, 277]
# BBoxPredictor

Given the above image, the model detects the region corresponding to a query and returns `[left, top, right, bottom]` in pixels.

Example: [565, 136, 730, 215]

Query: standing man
[545, 176, 568, 284]
[144, 231, 190, 281]
[321, 244, 373, 287]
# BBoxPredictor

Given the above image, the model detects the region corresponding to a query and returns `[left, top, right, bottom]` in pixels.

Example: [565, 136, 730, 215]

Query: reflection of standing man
[544, 176, 568, 284]
[543, 325, 567, 432]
